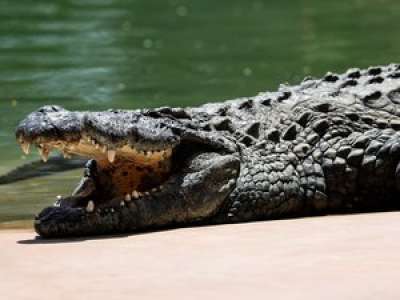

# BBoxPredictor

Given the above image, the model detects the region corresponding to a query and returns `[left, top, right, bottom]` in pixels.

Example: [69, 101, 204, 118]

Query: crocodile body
[16, 64, 400, 237]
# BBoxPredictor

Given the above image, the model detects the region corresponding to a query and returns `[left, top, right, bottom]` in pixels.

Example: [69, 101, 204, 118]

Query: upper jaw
[15, 106, 181, 162]
[16, 105, 237, 162]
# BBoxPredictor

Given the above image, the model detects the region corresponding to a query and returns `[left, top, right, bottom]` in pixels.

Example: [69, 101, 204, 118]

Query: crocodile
[16, 63, 400, 238]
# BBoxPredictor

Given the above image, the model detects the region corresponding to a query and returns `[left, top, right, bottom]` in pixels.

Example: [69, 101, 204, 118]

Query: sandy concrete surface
[1, 212, 400, 300]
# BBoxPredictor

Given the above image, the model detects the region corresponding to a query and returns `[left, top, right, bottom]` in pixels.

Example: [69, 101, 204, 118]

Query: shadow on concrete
[16, 226, 185, 245]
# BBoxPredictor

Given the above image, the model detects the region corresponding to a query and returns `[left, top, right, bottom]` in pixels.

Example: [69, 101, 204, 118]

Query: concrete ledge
[1, 212, 400, 300]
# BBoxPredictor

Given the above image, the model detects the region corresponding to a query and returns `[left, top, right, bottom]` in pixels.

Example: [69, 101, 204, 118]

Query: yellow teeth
[24, 136, 173, 167]
[132, 190, 139, 199]
[86, 200, 95, 213]
[38, 146, 50, 162]
[107, 150, 116, 163]
[20, 142, 31, 155]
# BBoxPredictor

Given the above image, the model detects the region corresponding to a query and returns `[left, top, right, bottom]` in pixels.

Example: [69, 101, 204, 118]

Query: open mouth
[16, 106, 240, 237]
[18, 133, 190, 214]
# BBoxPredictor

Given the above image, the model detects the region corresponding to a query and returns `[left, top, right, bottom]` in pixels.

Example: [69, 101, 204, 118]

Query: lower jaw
[34, 202, 141, 238]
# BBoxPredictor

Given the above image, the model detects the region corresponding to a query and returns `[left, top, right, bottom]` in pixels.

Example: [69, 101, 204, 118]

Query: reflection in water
[0, 0, 400, 226]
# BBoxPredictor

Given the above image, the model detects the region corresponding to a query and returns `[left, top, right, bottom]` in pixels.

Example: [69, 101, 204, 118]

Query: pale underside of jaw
[18, 135, 175, 214]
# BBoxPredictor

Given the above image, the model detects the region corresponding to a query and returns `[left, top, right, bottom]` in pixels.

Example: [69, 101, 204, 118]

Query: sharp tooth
[162, 150, 170, 158]
[56, 195, 62, 200]
[102, 145, 107, 153]
[125, 194, 131, 201]
[86, 200, 95, 213]
[95, 144, 100, 149]
[20, 142, 30, 155]
[38, 147, 49, 162]
[132, 190, 139, 199]
[120, 200, 125, 207]
[63, 151, 71, 159]
[151, 188, 157, 193]
[159, 185, 164, 190]
[107, 150, 116, 163]
[144, 192, 150, 196]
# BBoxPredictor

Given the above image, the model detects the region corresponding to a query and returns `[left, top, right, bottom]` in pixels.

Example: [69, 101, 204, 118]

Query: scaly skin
[15, 63, 400, 237]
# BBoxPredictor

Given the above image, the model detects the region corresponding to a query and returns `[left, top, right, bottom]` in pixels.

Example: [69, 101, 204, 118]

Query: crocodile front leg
[218, 103, 400, 222]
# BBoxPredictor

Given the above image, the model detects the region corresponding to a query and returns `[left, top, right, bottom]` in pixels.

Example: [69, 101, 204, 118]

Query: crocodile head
[16, 105, 240, 237]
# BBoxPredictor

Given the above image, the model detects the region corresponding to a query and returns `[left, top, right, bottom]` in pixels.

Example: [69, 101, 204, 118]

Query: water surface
[1, 0, 400, 227]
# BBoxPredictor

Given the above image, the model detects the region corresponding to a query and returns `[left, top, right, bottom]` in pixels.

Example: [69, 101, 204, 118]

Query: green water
[1, 0, 400, 227]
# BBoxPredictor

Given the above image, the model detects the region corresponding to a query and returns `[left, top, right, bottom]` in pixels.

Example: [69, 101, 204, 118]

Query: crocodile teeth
[102, 145, 107, 153]
[162, 149, 172, 158]
[38, 146, 49, 162]
[120, 201, 125, 207]
[20, 142, 30, 155]
[132, 190, 139, 199]
[63, 151, 71, 159]
[125, 194, 131, 202]
[86, 200, 95, 213]
[107, 150, 116, 163]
